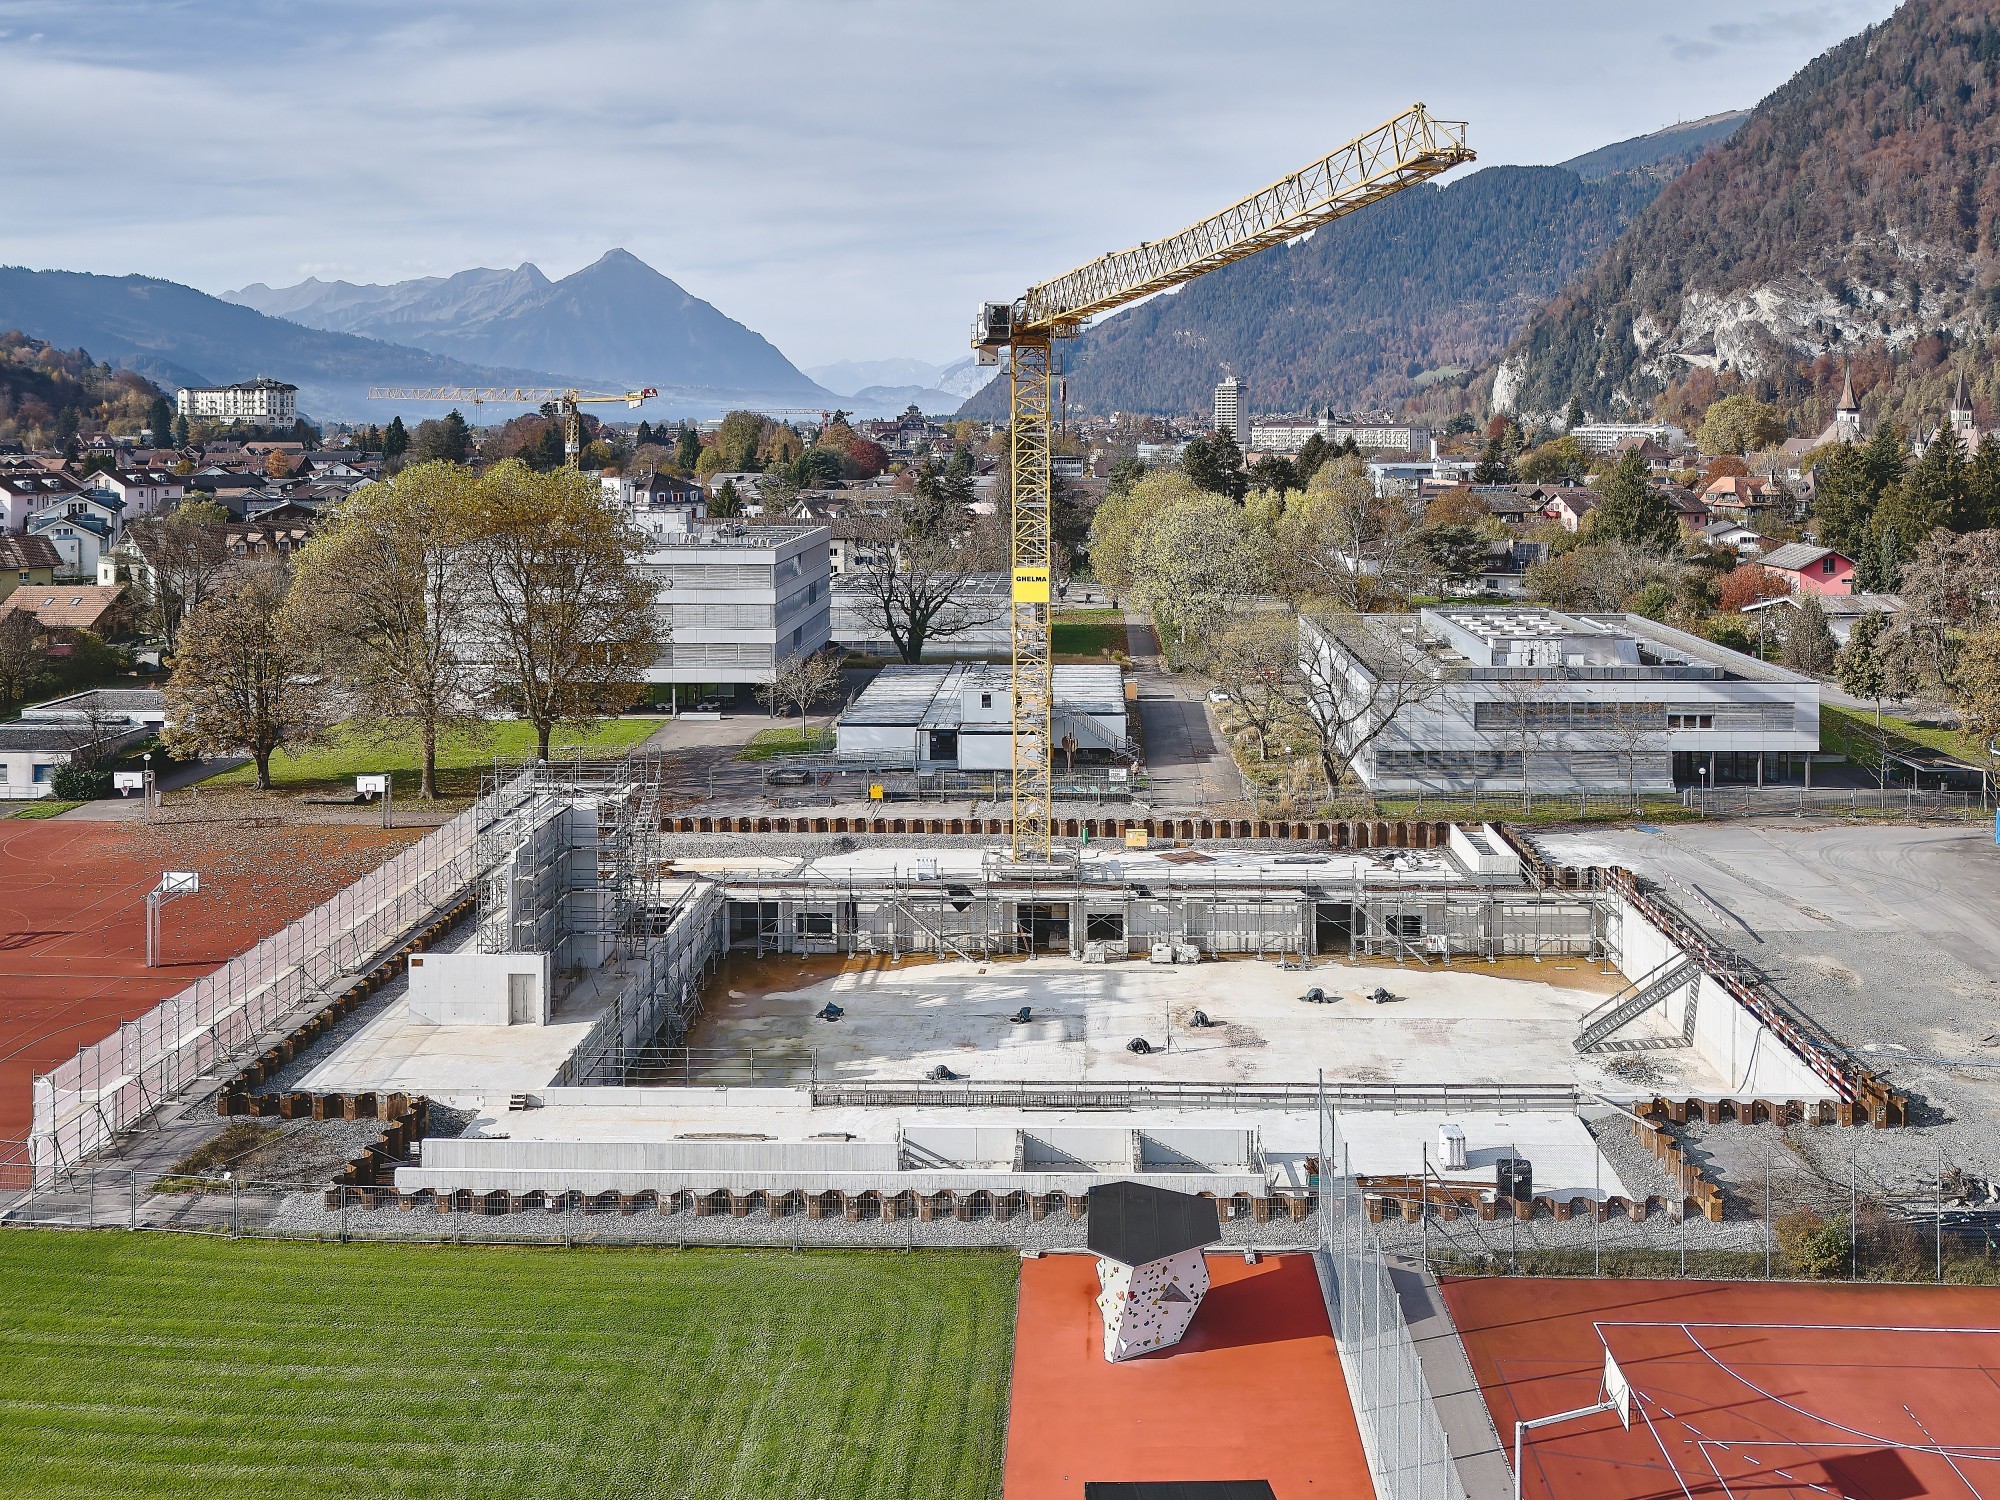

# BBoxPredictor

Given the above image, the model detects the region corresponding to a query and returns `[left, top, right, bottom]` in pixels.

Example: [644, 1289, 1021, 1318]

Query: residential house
[27, 494, 125, 578]
[1701, 518, 1767, 556]
[1741, 592, 1905, 646]
[0, 583, 134, 642]
[1759, 542, 1854, 597]
[1542, 488, 1599, 532]
[0, 535, 60, 601]
[1664, 486, 1710, 530]
[1702, 475, 1775, 517]
[0, 471, 83, 533]
[90, 469, 184, 521]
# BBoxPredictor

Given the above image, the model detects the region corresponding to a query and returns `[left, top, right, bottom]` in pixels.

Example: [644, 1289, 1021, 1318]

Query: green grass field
[0, 1234, 1017, 1499]
[206, 719, 660, 798]
[1821, 702, 1991, 768]
[1051, 609, 1128, 658]
[3, 799, 86, 820]
[737, 724, 833, 760]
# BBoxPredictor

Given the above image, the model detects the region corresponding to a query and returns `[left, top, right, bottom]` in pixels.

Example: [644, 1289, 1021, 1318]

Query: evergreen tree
[711, 478, 743, 517]
[528, 420, 566, 471]
[1811, 444, 1877, 557]
[1907, 426, 1969, 530]
[1471, 435, 1514, 484]
[674, 425, 701, 471]
[1836, 607, 1889, 719]
[1783, 593, 1839, 677]
[634, 420, 655, 449]
[1180, 430, 1247, 499]
[1563, 395, 1585, 431]
[170, 412, 190, 448]
[383, 416, 410, 460]
[1859, 420, 1908, 497]
[146, 396, 174, 447]
[1968, 435, 2000, 530]
[1294, 433, 1330, 488]
[1588, 450, 1681, 551]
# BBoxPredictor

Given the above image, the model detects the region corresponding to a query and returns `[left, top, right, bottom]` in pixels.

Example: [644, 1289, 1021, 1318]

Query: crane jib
[974, 103, 1473, 862]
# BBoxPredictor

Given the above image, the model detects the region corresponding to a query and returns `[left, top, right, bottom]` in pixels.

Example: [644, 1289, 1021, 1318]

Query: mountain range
[228, 250, 832, 410]
[1494, 0, 2000, 437]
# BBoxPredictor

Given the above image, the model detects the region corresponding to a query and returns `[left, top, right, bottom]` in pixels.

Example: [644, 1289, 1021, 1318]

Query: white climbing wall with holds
[1095, 1245, 1211, 1361]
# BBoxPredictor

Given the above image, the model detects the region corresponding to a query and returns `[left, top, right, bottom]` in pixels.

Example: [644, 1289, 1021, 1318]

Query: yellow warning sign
[1012, 566, 1050, 603]
[1124, 829, 1149, 848]
[869, 783, 885, 800]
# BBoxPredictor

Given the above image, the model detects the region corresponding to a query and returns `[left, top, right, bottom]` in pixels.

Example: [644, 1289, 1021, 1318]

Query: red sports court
[0, 820, 419, 1148]
[1444, 1276, 2000, 1500]
[1005, 1252, 1377, 1499]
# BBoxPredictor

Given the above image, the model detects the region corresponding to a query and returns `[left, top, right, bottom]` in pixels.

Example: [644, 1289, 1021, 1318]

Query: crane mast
[973, 103, 1471, 861]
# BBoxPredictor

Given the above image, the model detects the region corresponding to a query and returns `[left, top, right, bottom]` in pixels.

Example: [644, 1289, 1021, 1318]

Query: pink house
[1759, 542, 1854, 596]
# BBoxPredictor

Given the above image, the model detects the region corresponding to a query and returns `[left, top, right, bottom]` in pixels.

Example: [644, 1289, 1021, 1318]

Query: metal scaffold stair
[1574, 958, 1700, 1053]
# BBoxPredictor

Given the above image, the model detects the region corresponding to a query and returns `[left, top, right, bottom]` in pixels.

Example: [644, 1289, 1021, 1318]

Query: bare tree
[0, 611, 43, 705]
[162, 559, 334, 789]
[846, 512, 1003, 664]
[756, 649, 844, 727]
[1284, 611, 1439, 797]
[1491, 669, 1556, 810]
[1605, 699, 1665, 810]
[1201, 612, 1303, 763]
[129, 498, 232, 653]
[468, 460, 661, 760]
[285, 461, 485, 798]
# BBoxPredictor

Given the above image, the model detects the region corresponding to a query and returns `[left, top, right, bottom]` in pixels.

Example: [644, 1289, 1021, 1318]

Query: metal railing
[1686, 784, 1990, 819]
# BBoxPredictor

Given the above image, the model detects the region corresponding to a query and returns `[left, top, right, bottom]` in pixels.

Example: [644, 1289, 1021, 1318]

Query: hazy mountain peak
[226, 248, 826, 399]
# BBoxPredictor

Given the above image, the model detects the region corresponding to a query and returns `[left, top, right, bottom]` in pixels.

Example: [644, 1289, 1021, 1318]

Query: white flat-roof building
[177, 378, 298, 426]
[1303, 606, 1820, 794]
[835, 662, 1129, 770]
[638, 523, 831, 698]
[1569, 421, 1689, 456]
[1212, 377, 1246, 448]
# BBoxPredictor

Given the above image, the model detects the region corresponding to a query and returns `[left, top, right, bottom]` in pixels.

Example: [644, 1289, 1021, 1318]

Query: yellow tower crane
[972, 103, 1472, 862]
[366, 385, 660, 467]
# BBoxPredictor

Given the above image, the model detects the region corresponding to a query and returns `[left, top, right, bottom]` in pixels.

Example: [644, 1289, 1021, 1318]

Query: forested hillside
[1497, 0, 2000, 436]
[960, 164, 1660, 421]
[0, 333, 165, 447]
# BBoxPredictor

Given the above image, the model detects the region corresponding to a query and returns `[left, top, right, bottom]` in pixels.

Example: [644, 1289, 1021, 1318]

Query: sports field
[205, 718, 661, 797]
[1444, 1276, 2000, 1500]
[0, 1234, 1017, 1499]
[0, 821, 423, 1147]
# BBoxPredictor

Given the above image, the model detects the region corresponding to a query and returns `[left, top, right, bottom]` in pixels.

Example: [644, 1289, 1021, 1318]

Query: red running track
[1005, 1252, 1376, 1499]
[1444, 1276, 2000, 1500]
[0, 821, 419, 1147]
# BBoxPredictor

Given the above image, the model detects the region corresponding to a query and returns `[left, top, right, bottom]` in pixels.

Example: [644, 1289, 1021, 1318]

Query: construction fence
[1319, 1106, 1469, 1500]
[24, 769, 541, 1187]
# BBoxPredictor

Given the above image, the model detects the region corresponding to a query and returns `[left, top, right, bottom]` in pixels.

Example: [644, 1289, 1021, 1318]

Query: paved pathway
[1122, 612, 1246, 813]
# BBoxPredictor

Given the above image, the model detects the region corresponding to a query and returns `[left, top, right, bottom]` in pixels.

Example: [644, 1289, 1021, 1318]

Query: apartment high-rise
[1212, 376, 1246, 449]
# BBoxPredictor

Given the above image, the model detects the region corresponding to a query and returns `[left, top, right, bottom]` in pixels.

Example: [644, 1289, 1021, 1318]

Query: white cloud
[0, 0, 1901, 366]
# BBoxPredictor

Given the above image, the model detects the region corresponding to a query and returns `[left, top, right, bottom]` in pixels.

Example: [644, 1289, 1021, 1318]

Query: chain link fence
[1320, 1106, 1468, 1500]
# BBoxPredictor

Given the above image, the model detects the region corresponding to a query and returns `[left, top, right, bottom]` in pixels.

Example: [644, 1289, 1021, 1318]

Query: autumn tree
[163, 559, 333, 789]
[1516, 435, 1586, 484]
[1288, 610, 1439, 795]
[0, 611, 44, 705]
[132, 498, 232, 652]
[284, 460, 486, 798]
[467, 460, 661, 760]
[1717, 563, 1792, 613]
[411, 409, 472, 465]
[1201, 611, 1304, 762]
[1695, 394, 1787, 455]
[1272, 455, 1414, 609]
[1130, 488, 1265, 663]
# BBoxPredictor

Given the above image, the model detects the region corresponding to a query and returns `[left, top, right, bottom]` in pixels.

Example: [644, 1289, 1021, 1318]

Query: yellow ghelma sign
[1012, 567, 1050, 603]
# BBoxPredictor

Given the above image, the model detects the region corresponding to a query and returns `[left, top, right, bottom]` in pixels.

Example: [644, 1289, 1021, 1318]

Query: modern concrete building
[834, 662, 1129, 770]
[1569, 421, 1689, 456]
[177, 377, 298, 426]
[1301, 606, 1820, 794]
[638, 522, 831, 703]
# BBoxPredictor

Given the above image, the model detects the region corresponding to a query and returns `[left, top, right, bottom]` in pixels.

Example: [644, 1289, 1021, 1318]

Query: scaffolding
[704, 858, 1605, 965]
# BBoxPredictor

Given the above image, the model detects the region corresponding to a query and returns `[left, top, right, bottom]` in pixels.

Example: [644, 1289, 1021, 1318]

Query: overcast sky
[0, 0, 1901, 369]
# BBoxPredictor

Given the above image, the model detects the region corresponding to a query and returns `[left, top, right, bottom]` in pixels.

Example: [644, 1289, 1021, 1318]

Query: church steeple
[1950, 366, 1977, 445]
[1833, 360, 1862, 443]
